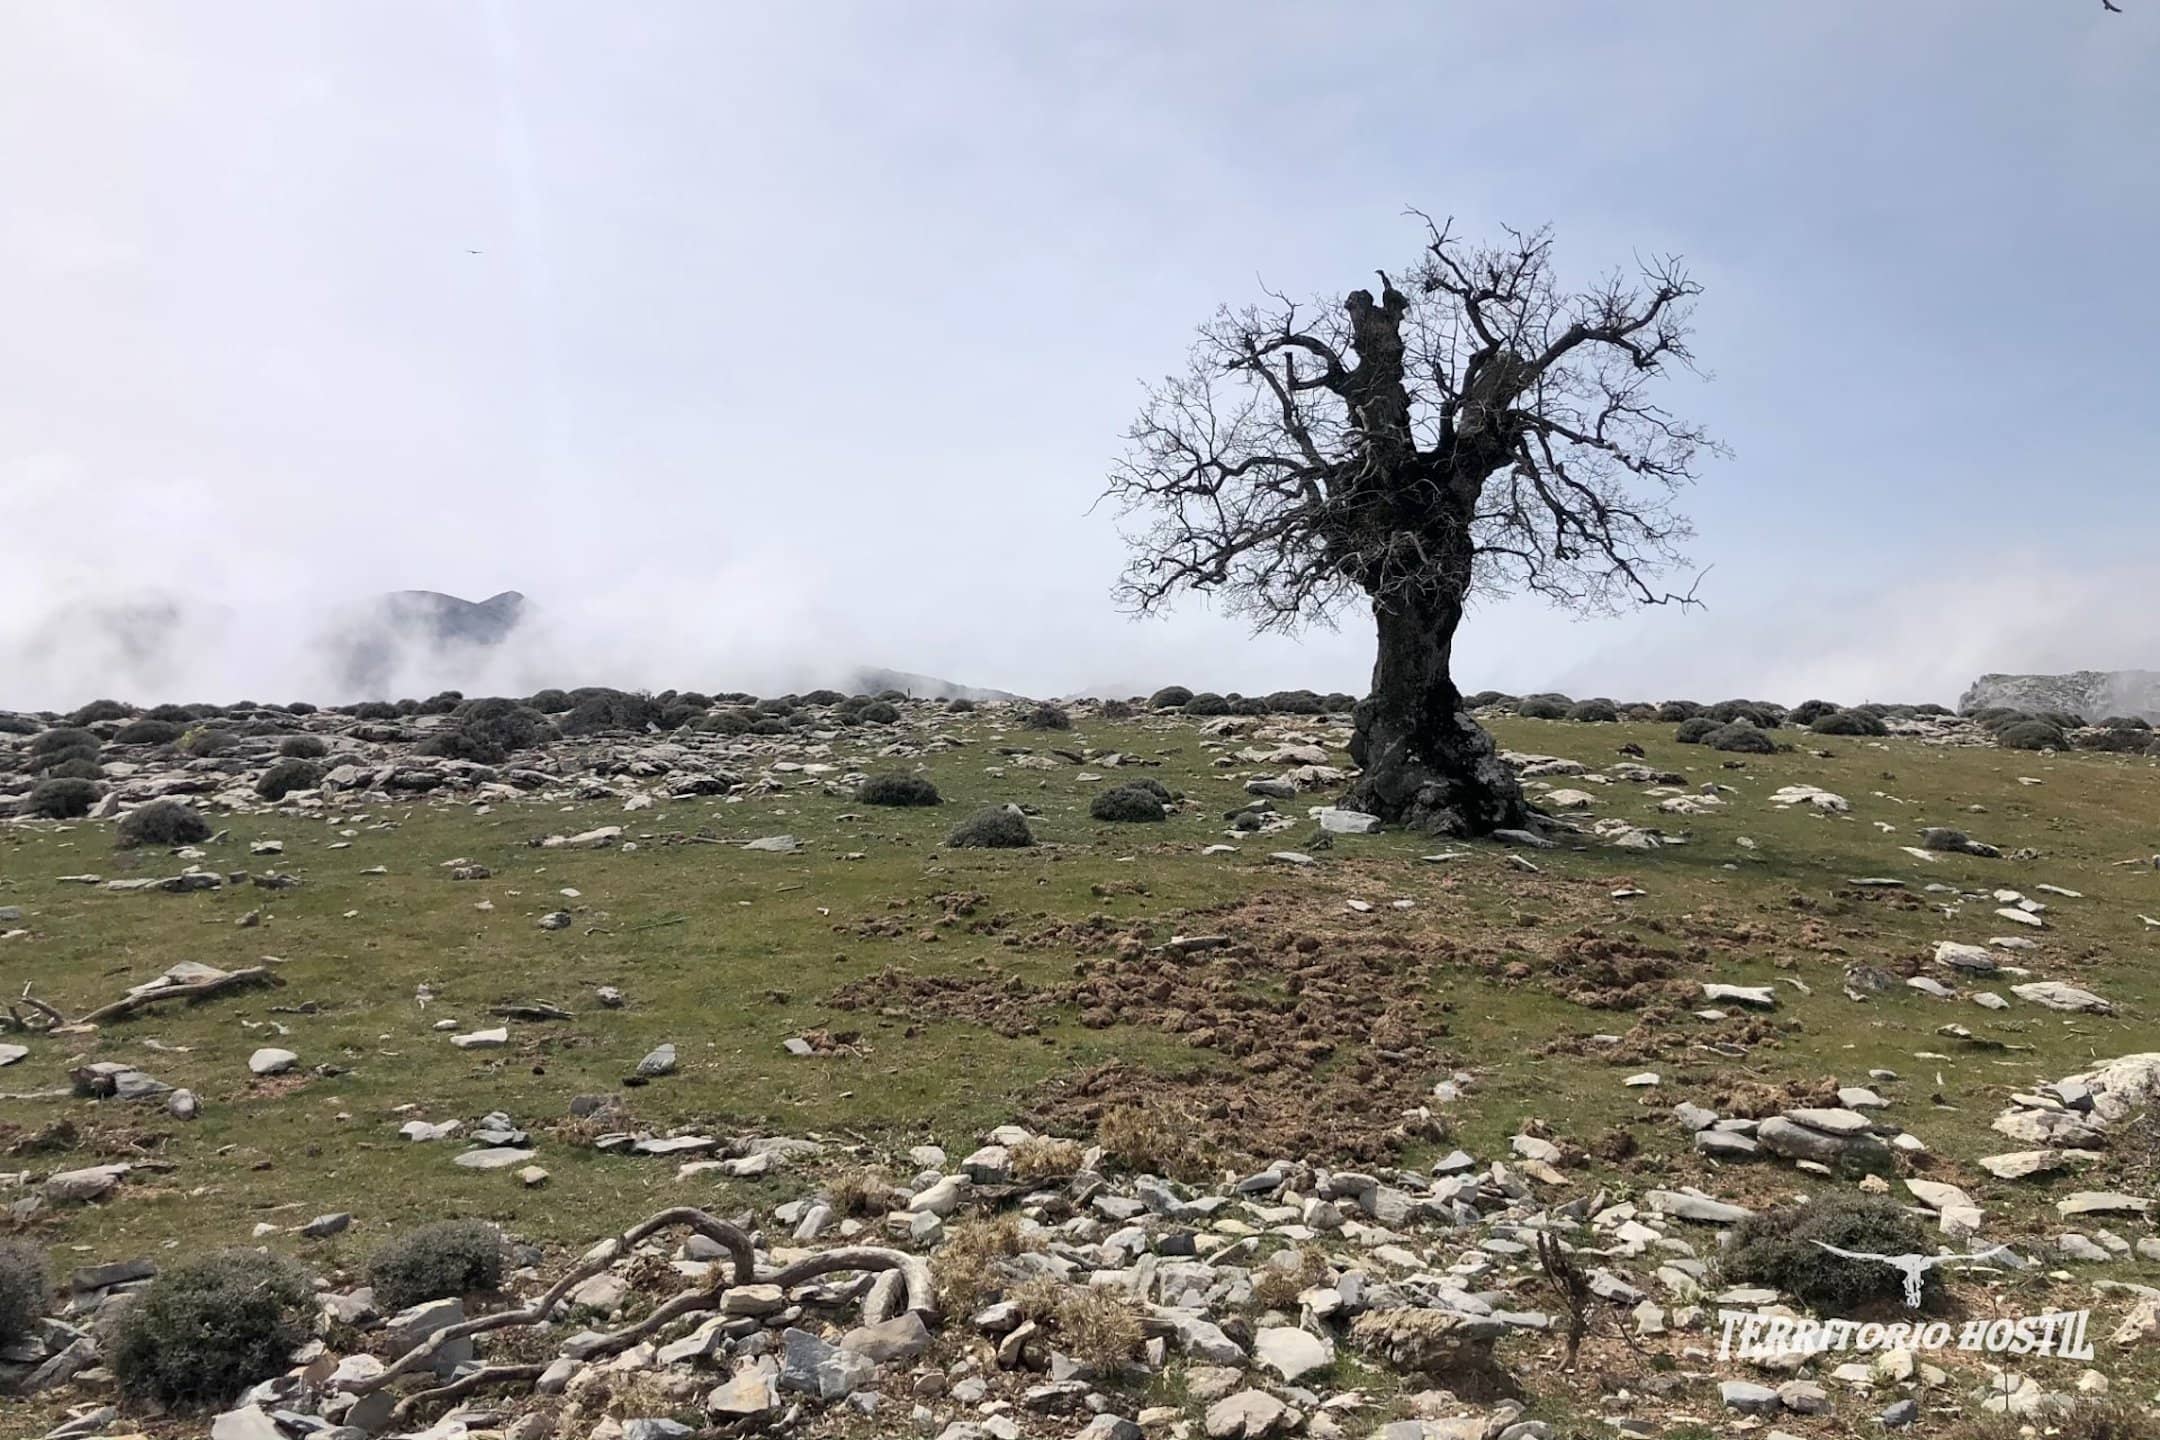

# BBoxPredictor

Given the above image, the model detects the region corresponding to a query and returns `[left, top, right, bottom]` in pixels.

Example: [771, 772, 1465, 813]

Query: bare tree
[1106, 216, 1716, 835]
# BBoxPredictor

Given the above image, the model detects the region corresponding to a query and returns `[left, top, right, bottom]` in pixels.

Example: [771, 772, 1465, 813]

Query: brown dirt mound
[1027, 1059, 1446, 1169]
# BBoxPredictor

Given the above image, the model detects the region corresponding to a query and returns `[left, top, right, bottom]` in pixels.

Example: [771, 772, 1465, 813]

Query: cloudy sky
[3, 1, 2155, 708]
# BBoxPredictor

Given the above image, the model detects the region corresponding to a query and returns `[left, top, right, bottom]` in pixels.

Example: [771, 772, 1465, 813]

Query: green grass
[4, 711, 2158, 1341]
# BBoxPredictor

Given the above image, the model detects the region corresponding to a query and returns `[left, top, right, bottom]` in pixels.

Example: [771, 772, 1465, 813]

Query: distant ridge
[846, 666, 1019, 702]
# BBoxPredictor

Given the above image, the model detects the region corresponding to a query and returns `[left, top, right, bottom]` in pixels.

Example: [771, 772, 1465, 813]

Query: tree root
[352, 1204, 936, 1417]
[388, 1363, 547, 1421]
[72, 966, 283, 1027]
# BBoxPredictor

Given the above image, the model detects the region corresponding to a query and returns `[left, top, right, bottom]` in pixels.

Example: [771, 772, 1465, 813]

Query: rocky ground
[2, 691, 2159, 1440]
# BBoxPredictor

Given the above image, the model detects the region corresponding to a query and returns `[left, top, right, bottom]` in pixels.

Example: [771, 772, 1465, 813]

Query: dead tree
[1106, 215, 1715, 834]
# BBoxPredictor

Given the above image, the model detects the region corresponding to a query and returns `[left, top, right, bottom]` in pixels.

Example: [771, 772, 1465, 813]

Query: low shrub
[350, 701, 399, 721]
[1810, 709, 1887, 737]
[1656, 700, 1702, 721]
[28, 726, 99, 756]
[1022, 702, 1071, 731]
[799, 689, 845, 707]
[527, 688, 572, 713]
[858, 701, 900, 725]
[42, 758, 102, 781]
[1181, 692, 1230, 715]
[1787, 699, 1839, 726]
[108, 1250, 313, 1408]
[1515, 697, 1568, 720]
[278, 734, 327, 759]
[1566, 698, 1619, 722]
[1708, 721, 1777, 754]
[0, 1239, 46, 1347]
[931, 1214, 1025, 1315]
[1996, 719, 2067, 751]
[113, 719, 181, 746]
[1147, 686, 1193, 709]
[948, 805, 1033, 848]
[1089, 783, 1167, 822]
[2079, 726, 2152, 753]
[946, 697, 977, 713]
[858, 774, 942, 807]
[1095, 1103, 1212, 1179]
[560, 690, 659, 736]
[2101, 715, 2152, 731]
[1724, 1193, 1940, 1312]
[176, 728, 236, 757]
[1673, 716, 1720, 744]
[1707, 699, 1779, 728]
[255, 758, 322, 800]
[66, 699, 132, 726]
[366, 1219, 505, 1312]
[1099, 698, 1136, 719]
[1265, 689, 1325, 714]
[116, 799, 212, 849]
[24, 777, 99, 819]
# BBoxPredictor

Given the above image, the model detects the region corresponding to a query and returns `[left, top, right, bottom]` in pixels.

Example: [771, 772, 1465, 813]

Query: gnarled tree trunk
[1344, 590, 1529, 836]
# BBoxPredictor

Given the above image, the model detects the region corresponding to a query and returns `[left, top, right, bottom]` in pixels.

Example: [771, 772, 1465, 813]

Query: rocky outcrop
[333, 590, 528, 693]
[1960, 670, 2160, 722]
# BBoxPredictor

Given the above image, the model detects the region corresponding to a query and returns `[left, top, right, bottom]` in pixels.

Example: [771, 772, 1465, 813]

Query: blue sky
[2, 2, 2154, 706]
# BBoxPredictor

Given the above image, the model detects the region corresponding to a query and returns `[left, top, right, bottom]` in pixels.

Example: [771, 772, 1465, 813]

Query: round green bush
[858, 774, 942, 807]
[2101, 715, 2152, 731]
[948, 806, 1034, 848]
[1148, 686, 1194, 709]
[1099, 698, 1137, 719]
[1708, 721, 1777, 753]
[1566, 699, 1619, 722]
[114, 719, 182, 746]
[2079, 727, 2152, 754]
[1022, 702, 1071, 731]
[366, 1219, 505, 1312]
[350, 701, 399, 721]
[1672, 716, 1720, 744]
[1515, 697, 1569, 720]
[526, 688, 572, 713]
[66, 699, 132, 726]
[0, 1238, 46, 1347]
[1264, 690, 1324, 714]
[116, 799, 212, 849]
[1997, 719, 2067, 751]
[1809, 709, 1887, 737]
[278, 734, 327, 759]
[418, 690, 463, 715]
[24, 777, 99, 819]
[109, 1249, 313, 1408]
[255, 758, 322, 800]
[42, 758, 103, 781]
[1656, 700, 1702, 722]
[699, 709, 753, 735]
[1181, 692, 1230, 716]
[1089, 783, 1167, 822]
[858, 701, 900, 725]
[1787, 699, 1839, 727]
[0, 715, 37, 735]
[29, 726, 99, 756]
[946, 698, 977, 714]
[561, 690, 660, 736]
[1724, 1194, 1940, 1312]
[176, 727, 236, 757]
[1706, 700, 1779, 729]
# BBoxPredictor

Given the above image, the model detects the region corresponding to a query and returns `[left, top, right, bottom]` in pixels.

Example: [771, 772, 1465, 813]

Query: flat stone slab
[453, 1146, 533, 1170]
